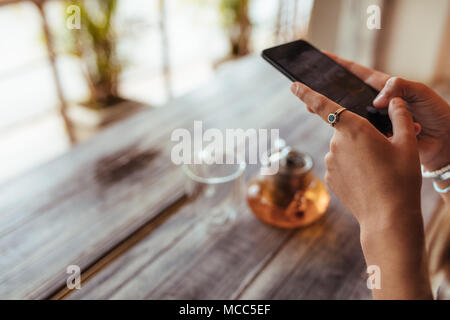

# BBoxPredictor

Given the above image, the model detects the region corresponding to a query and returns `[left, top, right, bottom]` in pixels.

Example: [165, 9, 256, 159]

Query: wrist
[423, 157, 449, 172]
[359, 204, 423, 242]
[422, 144, 450, 172]
[359, 206, 431, 299]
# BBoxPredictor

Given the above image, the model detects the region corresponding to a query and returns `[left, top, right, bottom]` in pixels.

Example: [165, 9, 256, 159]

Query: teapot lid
[264, 139, 313, 176]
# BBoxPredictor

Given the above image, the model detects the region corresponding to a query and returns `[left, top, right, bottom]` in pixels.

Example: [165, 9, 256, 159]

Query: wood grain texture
[65, 90, 320, 298]
[67, 91, 321, 300]
[0, 57, 286, 299]
[66, 68, 440, 299]
[0, 55, 440, 299]
[66, 88, 375, 299]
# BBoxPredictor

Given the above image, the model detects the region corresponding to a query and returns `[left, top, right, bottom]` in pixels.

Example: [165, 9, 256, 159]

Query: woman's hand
[290, 82, 421, 227]
[324, 51, 450, 172]
[290, 80, 432, 299]
[374, 77, 450, 171]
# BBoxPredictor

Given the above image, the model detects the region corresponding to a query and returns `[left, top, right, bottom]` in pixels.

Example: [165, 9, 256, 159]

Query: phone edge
[261, 50, 299, 83]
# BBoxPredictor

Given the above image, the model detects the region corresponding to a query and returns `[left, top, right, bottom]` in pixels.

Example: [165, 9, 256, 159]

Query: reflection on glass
[183, 155, 246, 233]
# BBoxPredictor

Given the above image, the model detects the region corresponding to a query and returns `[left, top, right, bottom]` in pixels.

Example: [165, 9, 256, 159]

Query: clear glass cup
[183, 159, 246, 233]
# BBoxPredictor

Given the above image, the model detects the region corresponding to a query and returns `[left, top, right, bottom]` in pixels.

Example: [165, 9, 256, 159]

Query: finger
[290, 82, 361, 132]
[322, 51, 390, 90]
[413, 122, 421, 136]
[290, 82, 341, 122]
[373, 77, 427, 108]
[388, 97, 416, 144]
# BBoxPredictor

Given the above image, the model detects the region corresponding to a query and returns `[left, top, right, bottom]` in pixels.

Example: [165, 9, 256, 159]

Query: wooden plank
[238, 198, 370, 299]
[67, 87, 440, 299]
[0, 57, 288, 299]
[67, 93, 345, 299]
[0, 57, 268, 231]
[1, 53, 440, 299]
[238, 182, 439, 300]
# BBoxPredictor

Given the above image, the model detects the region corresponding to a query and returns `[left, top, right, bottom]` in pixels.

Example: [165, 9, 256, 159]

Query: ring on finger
[328, 107, 348, 127]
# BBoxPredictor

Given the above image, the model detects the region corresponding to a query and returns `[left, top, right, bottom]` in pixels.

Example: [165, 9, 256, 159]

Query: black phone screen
[262, 40, 392, 134]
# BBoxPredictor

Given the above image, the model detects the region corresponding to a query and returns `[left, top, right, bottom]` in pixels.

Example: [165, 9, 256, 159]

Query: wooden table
[0, 56, 441, 300]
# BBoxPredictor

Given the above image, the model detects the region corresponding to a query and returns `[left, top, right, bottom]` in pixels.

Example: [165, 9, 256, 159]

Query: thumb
[389, 97, 416, 144]
[373, 77, 426, 108]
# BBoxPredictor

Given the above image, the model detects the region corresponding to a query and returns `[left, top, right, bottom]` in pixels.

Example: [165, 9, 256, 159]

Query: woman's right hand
[373, 78, 450, 171]
[325, 52, 450, 172]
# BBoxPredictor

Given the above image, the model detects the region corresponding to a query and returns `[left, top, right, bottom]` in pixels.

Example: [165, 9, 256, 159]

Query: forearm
[359, 208, 433, 299]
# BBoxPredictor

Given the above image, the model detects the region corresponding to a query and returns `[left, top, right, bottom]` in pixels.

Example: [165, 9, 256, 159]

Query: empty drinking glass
[183, 156, 246, 233]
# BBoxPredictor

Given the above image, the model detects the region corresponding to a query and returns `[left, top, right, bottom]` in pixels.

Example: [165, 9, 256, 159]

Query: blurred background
[0, 0, 449, 184]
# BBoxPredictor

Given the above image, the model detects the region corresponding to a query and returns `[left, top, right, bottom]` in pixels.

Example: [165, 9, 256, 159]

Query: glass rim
[182, 161, 246, 185]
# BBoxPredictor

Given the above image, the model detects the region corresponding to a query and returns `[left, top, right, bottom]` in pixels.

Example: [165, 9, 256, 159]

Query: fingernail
[414, 122, 421, 135]
[290, 83, 299, 95]
[391, 97, 403, 105]
[373, 92, 384, 104]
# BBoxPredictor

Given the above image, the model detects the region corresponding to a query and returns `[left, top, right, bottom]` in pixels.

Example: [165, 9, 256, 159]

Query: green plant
[219, 0, 251, 57]
[67, 0, 121, 109]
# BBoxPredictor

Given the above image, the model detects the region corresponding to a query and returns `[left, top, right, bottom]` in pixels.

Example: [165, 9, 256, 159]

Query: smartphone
[262, 40, 392, 134]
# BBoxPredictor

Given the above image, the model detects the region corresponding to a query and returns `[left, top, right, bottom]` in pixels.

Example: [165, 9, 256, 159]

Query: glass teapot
[247, 140, 330, 228]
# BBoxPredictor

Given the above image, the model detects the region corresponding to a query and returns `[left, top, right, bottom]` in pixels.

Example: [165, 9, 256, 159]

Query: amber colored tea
[247, 147, 330, 228]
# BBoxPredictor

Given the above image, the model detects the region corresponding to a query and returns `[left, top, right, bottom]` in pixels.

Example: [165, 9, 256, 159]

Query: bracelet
[437, 171, 450, 181]
[421, 163, 450, 179]
[433, 180, 450, 194]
